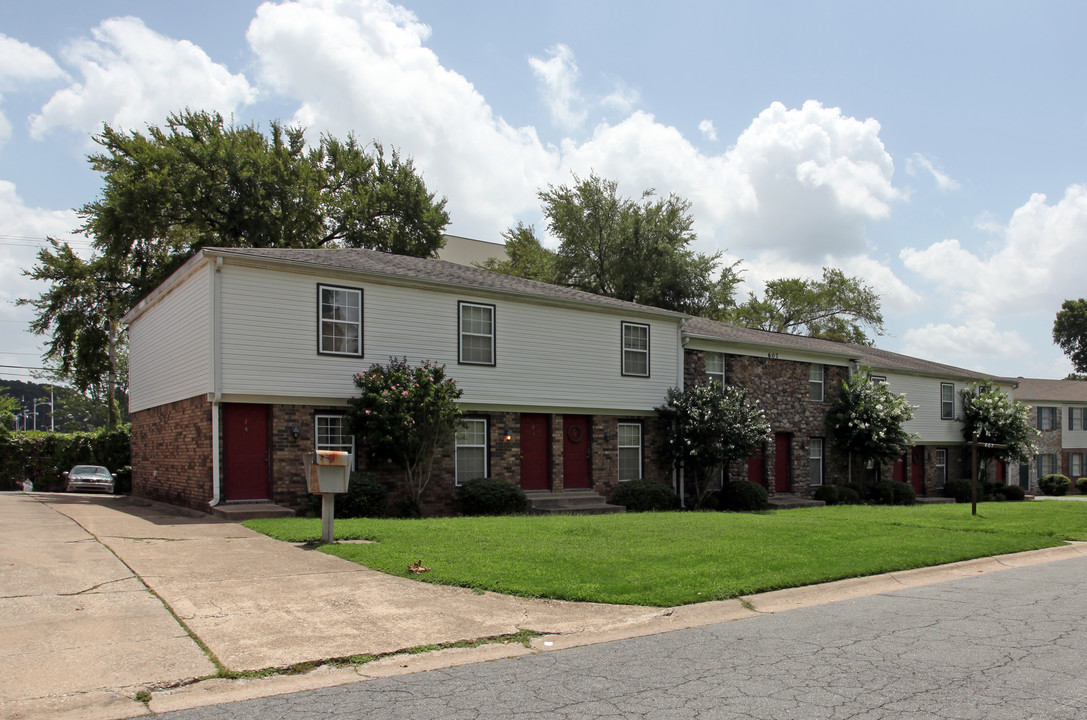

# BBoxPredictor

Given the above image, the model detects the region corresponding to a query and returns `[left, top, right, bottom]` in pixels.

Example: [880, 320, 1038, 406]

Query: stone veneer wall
[131, 394, 213, 511]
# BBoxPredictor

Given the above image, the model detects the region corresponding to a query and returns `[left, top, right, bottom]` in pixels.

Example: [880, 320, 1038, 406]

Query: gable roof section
[1013, 377, 1087, 403]
[683, 316, 1005, 382]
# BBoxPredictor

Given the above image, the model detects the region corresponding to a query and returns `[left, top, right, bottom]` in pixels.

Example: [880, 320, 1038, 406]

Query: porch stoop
[211, 502, 296, 521]
[528, 490, 626, 515]
[767, 493, 826, 509]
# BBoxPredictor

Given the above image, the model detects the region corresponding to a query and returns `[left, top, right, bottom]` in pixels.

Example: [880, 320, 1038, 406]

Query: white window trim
[617, 421, 643, 481]
[1038, 406, 1057, 431]
[809, 364, 824, 402]
[621, 322, 650, 377]
[934, 449, 947, 483]
[1070, 452, 1086, 478]
[1070, 407, 1085, 431]
[940, 383, 955, 420]
[705, 351, 725, 387]
[315, 414, 356, 471]
[809, 438, 824, 486]
[458, 301, 496, 366]
[1036, 453, 1057, 478]
[318, 284, 363, 356]
[455, 417, 489, 485]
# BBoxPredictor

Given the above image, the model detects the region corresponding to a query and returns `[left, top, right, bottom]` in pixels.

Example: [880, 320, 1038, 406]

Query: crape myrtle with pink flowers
[346, 357, 464, 514]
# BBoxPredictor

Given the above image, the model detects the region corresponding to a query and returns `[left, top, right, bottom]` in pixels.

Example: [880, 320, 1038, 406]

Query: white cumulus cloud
[901, 319, 1032, 373]
[906, 153, 960, 191]
[529, 43, 587, 131]
[698, 119, 717, 141]
[0, 34, 66, 146]
[29, 16, 256, 139]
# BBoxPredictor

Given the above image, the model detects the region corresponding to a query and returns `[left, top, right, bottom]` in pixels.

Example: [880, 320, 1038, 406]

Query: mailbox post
[304, 450, 352, 543]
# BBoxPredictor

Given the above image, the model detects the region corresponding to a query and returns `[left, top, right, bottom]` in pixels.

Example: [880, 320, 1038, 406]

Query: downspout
[209, 256, 224, 507]
[677, 321, 689, 507]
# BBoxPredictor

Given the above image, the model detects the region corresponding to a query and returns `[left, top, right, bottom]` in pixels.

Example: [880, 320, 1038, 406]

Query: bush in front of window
[458, 478, 528, 516]
[941, 479, 973, 503]
[1076, 477, 1087, 494]
[996, 484, 1026, 502]
[612, 478, 679, 512]
[890, 481, 916, 505]
[837, 485, 862, 505]
[812, 485, 839, 506]
[718, 480, 768, 512]
[308, 472, 388, 518]
[1039, 473, 1071, 496]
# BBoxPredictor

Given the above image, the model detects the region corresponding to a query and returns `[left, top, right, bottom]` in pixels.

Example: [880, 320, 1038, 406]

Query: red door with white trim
[520, 413, 550, 491]
[910, 447, 924, 493]
[223, 404, 270, 501]
[747, 446, 765, 485]
[892, 454, 906, 484]
[774, 433, 791, 492]
[562, 415, 591, 490]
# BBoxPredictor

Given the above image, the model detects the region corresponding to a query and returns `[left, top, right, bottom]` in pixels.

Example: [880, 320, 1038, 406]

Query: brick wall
[131, 395, 213, 511]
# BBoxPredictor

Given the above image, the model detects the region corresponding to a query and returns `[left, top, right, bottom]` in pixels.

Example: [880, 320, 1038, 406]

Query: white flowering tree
[960, 380, 1038, 479]
[656, 382, 771, 508]
[827, 367, 916, 484]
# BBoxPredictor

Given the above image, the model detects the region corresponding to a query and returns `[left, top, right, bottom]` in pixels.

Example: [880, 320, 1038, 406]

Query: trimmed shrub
[890, 481, 916, 506]
[458, 477, 528, 516]
[1076, 477, 1087, 494]
[837, 486, 862, 505]
[869, 481, 896, 505]
[719, 480, 768, 512]
[612, 478, 679, 512]
[0, 425, 132, 492]
[994, 484, 1026, 501]
[1040, 474, 1071, 497]
[812, 485, 839, 506]
[942, 479, 974, 504]
[842, 482, 864, 497]
[308, 472, 388, 518]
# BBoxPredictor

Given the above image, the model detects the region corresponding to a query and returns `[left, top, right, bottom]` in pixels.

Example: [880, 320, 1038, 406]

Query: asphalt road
[157, 555, 1087, 720]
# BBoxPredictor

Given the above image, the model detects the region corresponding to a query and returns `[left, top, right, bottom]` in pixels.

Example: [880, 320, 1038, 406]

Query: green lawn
[243, 502, 1087, 607]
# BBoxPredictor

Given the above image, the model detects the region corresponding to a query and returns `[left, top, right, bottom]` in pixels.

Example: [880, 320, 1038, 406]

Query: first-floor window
[315, 414, 355, 470]
[934, 449, 947, 484]
[455, 418, 488, 485]
[809, 438, 824, 486]
[618, 422, 643, 481]
[1069, 452, 1087, 478]
[1037, 454, 1058, 478]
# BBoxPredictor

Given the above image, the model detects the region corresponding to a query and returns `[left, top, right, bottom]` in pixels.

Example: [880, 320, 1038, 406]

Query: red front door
[774, 433, 791, 493]
[747, 446, 765, 485]
[520, 413, 550, 491]
[563, 415, 591, 489]
[910, 447, 924, 493]
[223, 404, 270, 501]
[994, 460, 1005, 483]
[892, 454, 906, 484]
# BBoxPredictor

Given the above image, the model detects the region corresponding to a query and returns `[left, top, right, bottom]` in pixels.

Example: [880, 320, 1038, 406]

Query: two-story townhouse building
[1011, 378, 1087, 491]
[123, 247, 685, 515]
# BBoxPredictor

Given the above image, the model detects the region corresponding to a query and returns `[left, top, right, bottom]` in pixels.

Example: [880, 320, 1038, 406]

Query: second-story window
[622, 322, 650, 377]
[1068, 407, 1085, 431]
[705, 351, 725, 387]
[1038, 406, 1058, 431]
[809, 364, 824, 401]
[318, 284, 362, 356]
[940, 383, 955, 420]
[459, 302, 495, 365]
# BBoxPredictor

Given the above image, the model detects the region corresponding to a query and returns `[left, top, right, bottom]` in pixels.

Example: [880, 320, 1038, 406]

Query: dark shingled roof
[684, 316, 1005, 382]
[210, 247, 686, 318]
[1013, 377, 1087, 402]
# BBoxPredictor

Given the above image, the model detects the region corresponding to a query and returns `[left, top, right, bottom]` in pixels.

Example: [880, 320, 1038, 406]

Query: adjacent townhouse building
[1011, 378, 1087, 490]
[123, 246, 1018, 516]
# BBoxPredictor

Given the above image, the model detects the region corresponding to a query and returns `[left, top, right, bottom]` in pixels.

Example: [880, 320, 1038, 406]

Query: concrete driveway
[3, 491, 1085, 719]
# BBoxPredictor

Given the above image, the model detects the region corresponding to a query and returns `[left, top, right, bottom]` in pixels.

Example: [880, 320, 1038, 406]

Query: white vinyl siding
[217, 264, 681, 410]
[318, 285, 362, 356]
[315, 414, 355, 471]
[459, 301, 495, 365]
[705, 351, 725, 386]
[618, 422, 643, 481]
[940, 383, 955, 420]
[875, 373, 995, 444]
[622, 322, 650, 377]
[455, 418, 488, 484]
[127, 265, 212, 412]
[809, 364, 824, 401]
[809, 438, 824, 486]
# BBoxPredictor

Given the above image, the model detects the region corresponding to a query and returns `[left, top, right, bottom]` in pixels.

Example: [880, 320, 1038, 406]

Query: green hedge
[0, 426, 131, 492]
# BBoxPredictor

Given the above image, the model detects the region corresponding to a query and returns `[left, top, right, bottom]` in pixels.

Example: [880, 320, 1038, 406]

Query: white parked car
[64, 465, 116, 494]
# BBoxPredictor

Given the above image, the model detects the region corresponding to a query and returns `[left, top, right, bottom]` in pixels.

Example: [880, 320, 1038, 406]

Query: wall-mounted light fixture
[503, 427, 512, 442]
[290, 423, 301, 440]
[603, 428, 611, 441]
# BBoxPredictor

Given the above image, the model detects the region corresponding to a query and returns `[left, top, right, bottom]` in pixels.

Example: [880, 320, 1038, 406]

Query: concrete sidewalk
[3, 492, 1085, 720]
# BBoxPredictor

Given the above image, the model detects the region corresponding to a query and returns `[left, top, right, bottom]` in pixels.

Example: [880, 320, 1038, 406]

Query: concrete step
[211, 502, 296, 521]
[767, 493, 825, 509]
[528, 490, 626, 515]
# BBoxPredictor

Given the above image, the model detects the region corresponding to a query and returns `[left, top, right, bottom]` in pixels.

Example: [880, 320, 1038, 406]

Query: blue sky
[2, 0, 1086, 384]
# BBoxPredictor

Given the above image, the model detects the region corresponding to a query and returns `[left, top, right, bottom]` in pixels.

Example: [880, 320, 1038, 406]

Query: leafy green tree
[345, 357, 464, 514]
[960, 380, 1038, 479]
[730, 267, 884, 344]
[22, 109, 449, 414]
[507, 173, 739, 316]
[656, 382, 771, 508]
[0, 391, 18, 435]
[1053, 299, 1087, 373]
[478, 222, 557, 284]
[826, 367, 915, 483]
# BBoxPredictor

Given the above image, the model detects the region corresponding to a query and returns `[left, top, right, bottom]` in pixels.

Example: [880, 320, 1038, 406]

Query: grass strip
[245, 501, 1087, 607]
